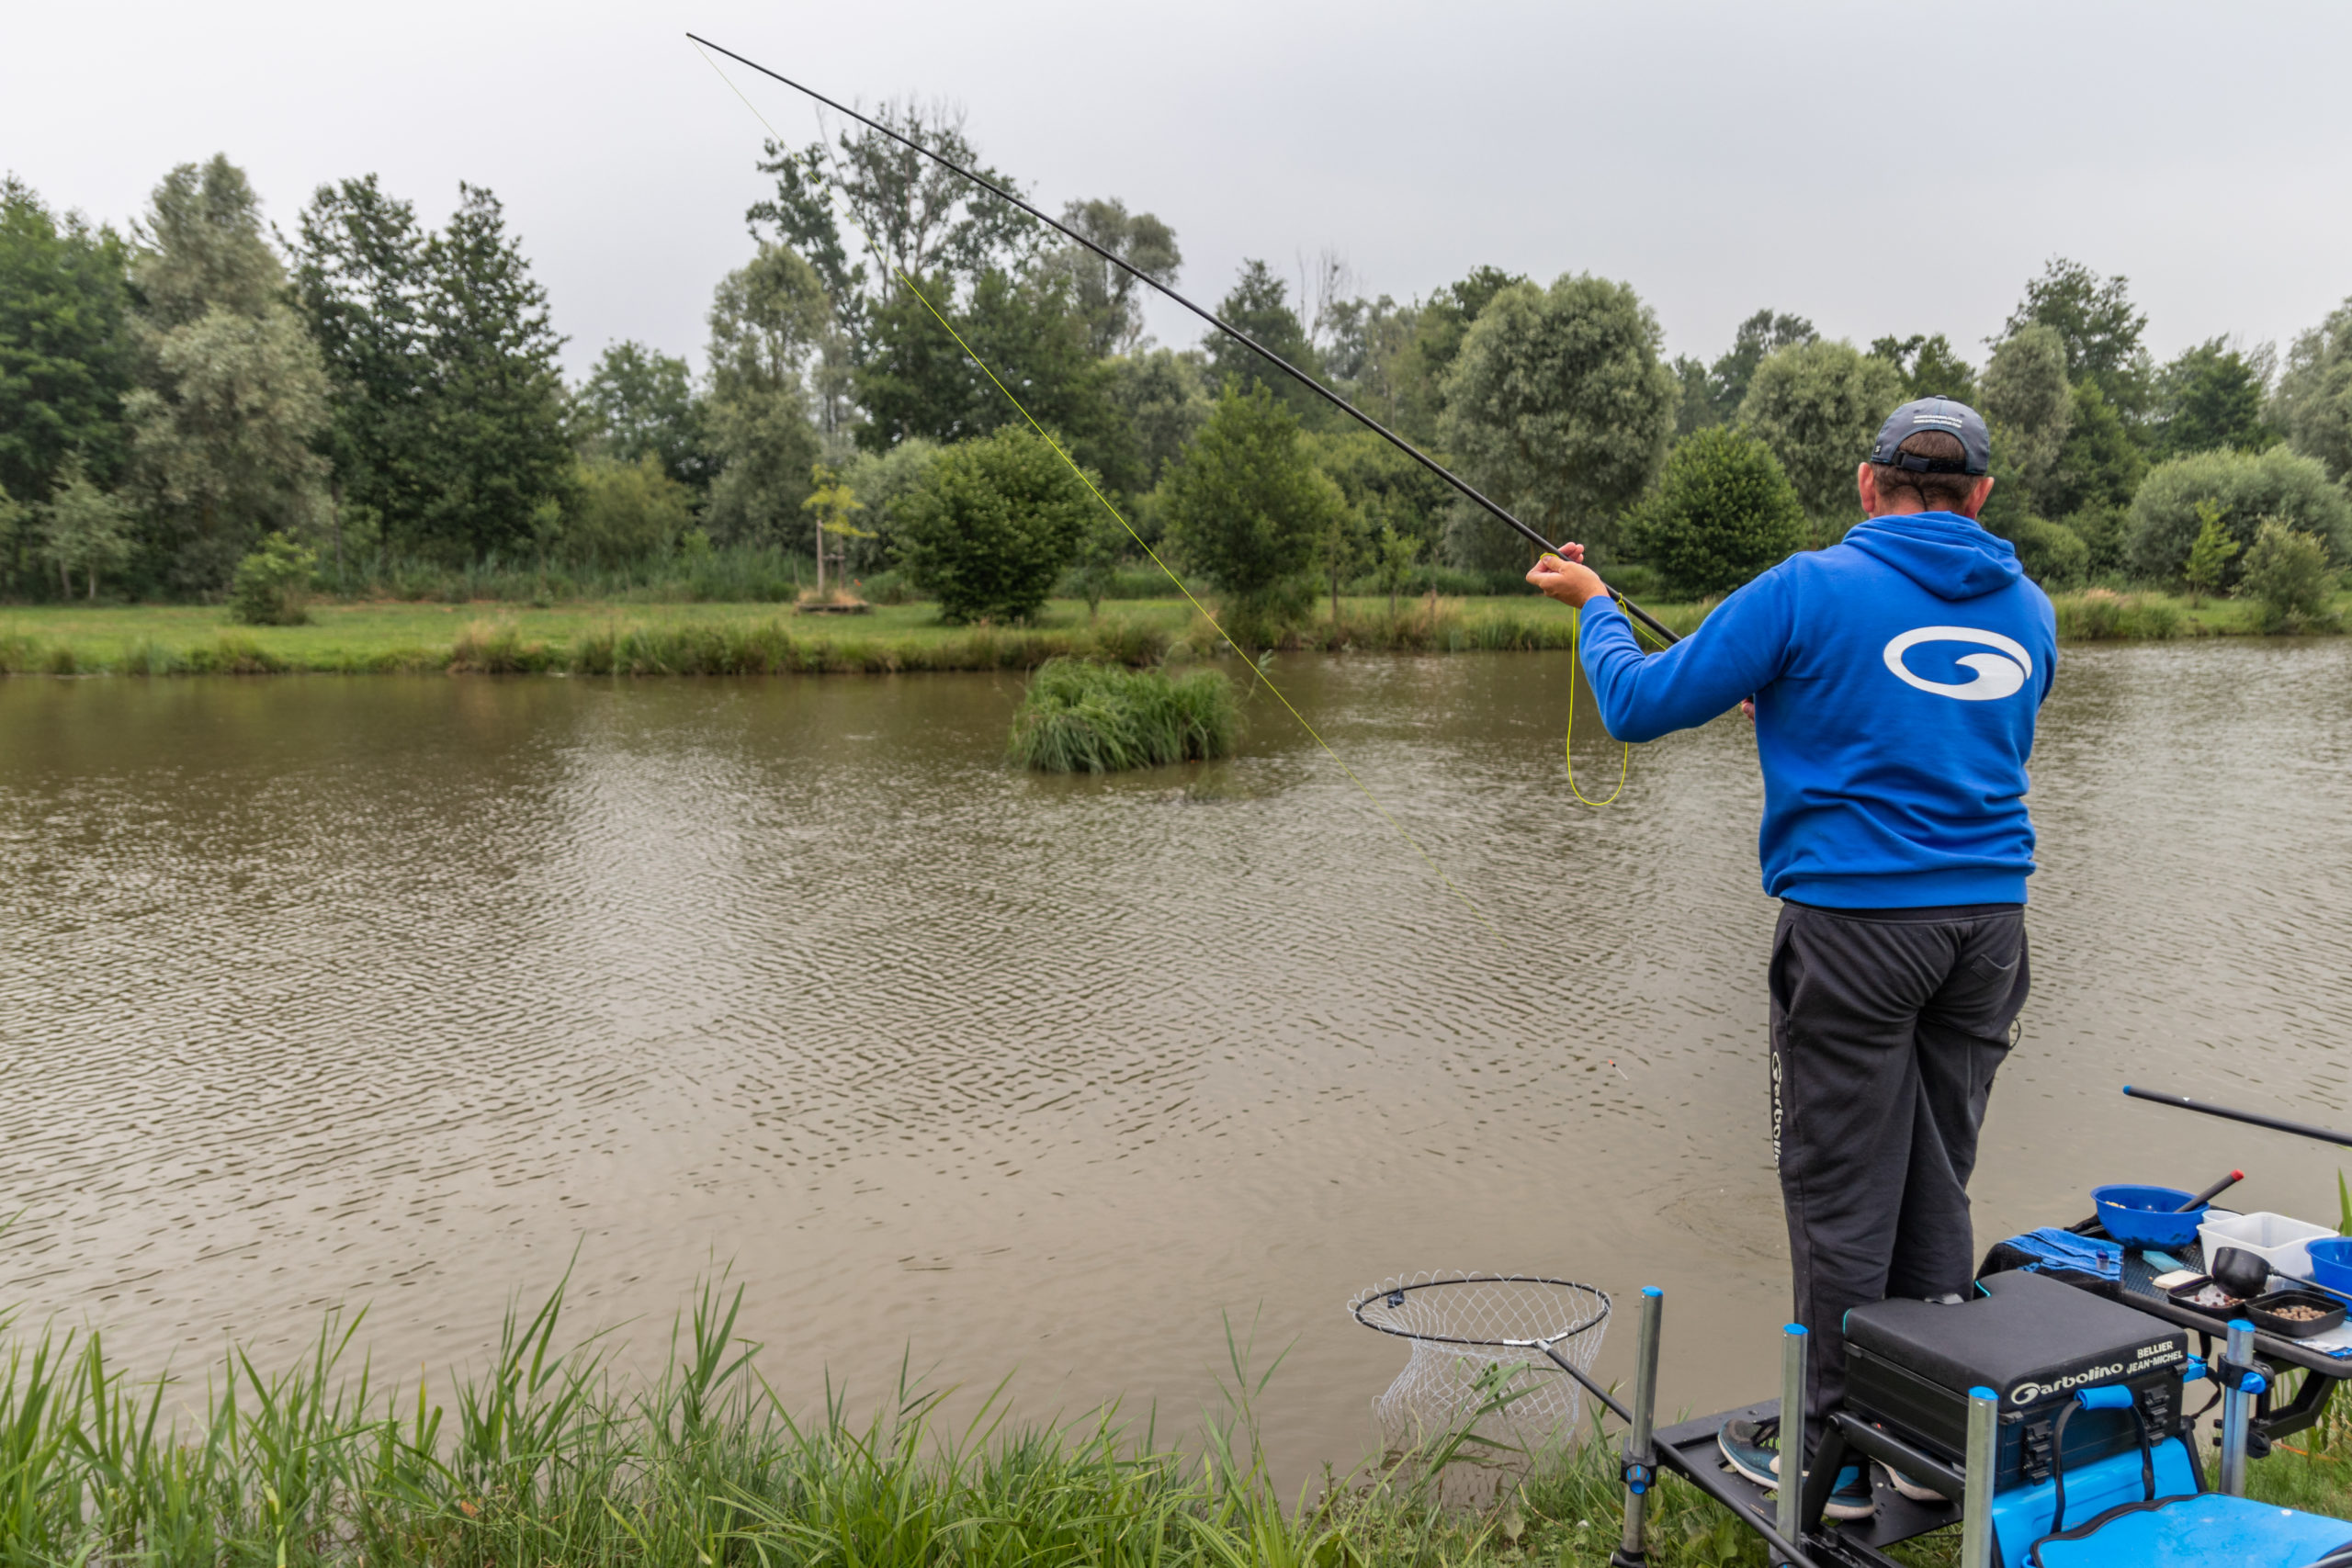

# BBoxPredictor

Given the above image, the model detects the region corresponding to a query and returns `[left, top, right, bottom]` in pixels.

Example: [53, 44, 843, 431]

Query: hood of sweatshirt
[1840, 511, 2023, 602]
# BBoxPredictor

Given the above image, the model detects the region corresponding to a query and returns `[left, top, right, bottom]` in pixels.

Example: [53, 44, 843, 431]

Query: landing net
[1350, 1272, 1611, 1458]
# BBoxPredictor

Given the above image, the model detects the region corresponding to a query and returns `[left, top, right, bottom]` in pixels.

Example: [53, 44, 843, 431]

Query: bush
[1008, 658, 1238, 773]
[2240, 520, 2341, 632]
[227, 532, 316, 626]
[1623, 427, 1805, 597]
[894, 427, 1094, 623]
[1998, 515, 2090, 591]
[2126, 445, 2351, 587]
[563, 454, 692, 565]
[1161, 381, 1341, 605]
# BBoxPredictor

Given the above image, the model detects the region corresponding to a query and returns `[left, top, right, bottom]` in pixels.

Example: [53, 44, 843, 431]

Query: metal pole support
[1959, 1384, 1998, 1568]
[2220, 1317, 2261, 1497]
[1611, 1287, 1664, 1568]
[1777, 1323, 1808, 1560]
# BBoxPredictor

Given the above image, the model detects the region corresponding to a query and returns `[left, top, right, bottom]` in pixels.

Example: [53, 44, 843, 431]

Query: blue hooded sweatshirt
[1577, 512, 2057, 908]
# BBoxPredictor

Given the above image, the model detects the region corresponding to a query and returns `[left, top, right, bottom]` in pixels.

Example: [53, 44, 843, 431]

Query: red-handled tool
[2177, 1170, 2245, 1212]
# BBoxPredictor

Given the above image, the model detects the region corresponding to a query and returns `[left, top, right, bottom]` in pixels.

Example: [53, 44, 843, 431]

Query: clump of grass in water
[1010, 657, 1239, 773]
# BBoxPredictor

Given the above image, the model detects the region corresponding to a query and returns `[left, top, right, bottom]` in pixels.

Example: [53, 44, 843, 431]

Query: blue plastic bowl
[2305, 1237, 2352, 1296]
[2092, 1184, 2204, 1247]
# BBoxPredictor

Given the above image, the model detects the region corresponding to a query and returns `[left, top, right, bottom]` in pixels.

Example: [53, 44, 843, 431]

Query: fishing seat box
[1842, 1269, 2188, 1489]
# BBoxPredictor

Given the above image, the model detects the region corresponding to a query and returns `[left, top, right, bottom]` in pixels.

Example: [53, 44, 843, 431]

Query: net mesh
[1349, 1272, 1610, 1463]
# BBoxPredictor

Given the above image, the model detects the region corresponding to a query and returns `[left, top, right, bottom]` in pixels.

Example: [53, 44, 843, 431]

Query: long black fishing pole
[2124, 1085, 2352, 1151]
[683, 32, 1682, 650]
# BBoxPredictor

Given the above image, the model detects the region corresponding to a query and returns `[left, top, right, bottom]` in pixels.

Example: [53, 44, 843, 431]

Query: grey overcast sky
[7, 0, 2347, 382]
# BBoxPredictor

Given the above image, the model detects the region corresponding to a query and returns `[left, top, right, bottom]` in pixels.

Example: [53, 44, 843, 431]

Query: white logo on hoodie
[1882, 627, 2033, 701]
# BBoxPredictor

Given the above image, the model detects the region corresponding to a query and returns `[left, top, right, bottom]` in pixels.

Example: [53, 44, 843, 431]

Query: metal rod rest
[2221, 1318, 2256, 1496]
[1777, 1324, 1807, 1562]
[1611, 1288, 1664, 1568]
[1960, 1384, 1997, 1568]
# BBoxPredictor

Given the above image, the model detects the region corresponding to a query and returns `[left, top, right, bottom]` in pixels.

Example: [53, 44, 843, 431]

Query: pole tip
[2122, 1085, 2133, 1093]
[1969, 1385, 1996, 1401]
[1642, 1286, 1662, 1298]
[2233, 1169, 2245, 1179]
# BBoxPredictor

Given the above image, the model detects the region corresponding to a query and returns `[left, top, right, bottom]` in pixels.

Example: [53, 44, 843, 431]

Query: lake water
[1, 641, 2347, 1476]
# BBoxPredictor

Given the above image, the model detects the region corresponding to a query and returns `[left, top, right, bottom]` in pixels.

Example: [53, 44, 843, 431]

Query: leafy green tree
[858, 268, 1131, 488]
[2002, 257, 2152, 419]
[1623, 426, 1806, 597]
[2239, 519, 2339, 629]
[1363, 265, 1522, 443]
[38, 458, 135, 599]
[1162, 381, 1340, 604]
[1069, 511, 1128, 619]
[1980, 323, 2074, 510]
[1373, 522, 1423, 615]
[893, 425, 1093, 622]
[1736, 339, 1905, 536]
[293, 175, 431, 577]
[123, 155, 330, 593]
[2181, 502, 2239, 606]
[750, 99, 1030, 357]
[1312, 491, 1364, 621]
[1204, 260, 1321, 424]
[579, 341, 710, 488]
[703, 245, 828, 548]
[1113, 348, 1210, 490]
[1305, 428, 1453, 566]
[562, 454, 691, 566]
[1686, 309, 1816, 434]
[0, 178, 135, 514]
[837, 436, 943, 570]
[2127, 445, 2351, 587]
[2044, 379, 2145, 520]
[227, 530, 315, 625]
[411, 184, 571, 561]
[1870, 333, 1978, 404]
[0, 483, 26, 590]
[1440, 273, 1677, 565]
[2157, 338, 2275, 457]
[1038, 197, 1180, 356]
[2271, 299, 2352, 483]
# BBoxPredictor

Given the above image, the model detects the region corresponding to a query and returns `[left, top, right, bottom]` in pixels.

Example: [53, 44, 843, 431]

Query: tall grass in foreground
[1009, 658, 1239, 773]
[0, 1277, 1826, 1568]
[0, 1276, 2346, 1566]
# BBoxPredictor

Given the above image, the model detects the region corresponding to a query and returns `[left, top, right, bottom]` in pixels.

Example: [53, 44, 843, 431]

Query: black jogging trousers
[1770, 899, 2030, 1451]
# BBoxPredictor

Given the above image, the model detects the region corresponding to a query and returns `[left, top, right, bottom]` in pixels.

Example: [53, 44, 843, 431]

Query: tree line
[3, 111, 2349, 622]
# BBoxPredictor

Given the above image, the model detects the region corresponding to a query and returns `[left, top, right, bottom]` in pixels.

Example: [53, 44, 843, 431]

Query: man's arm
[1528, 555, 1794, 743]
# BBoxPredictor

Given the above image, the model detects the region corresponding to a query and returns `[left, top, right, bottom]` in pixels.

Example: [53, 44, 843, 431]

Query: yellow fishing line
[691, 42, 1524, 942]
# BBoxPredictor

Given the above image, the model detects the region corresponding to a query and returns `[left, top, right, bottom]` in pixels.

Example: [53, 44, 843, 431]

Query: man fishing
[1529, 398, 2055, 1521]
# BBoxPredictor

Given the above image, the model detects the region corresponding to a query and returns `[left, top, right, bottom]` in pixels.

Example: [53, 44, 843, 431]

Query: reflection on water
[0, 641, 2346, 1474]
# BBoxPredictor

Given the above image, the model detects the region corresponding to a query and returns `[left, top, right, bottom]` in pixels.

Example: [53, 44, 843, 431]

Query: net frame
[1349, 1271, 1611, 1463]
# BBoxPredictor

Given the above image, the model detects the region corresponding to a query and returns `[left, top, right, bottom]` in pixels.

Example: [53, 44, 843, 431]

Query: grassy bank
[0, 588, 2340, 678]
[1, 1280, 2347, 1568]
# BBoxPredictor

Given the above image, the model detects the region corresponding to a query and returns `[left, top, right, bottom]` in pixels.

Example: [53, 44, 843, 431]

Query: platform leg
[2221, 1317, 2256, 1497]
[1776, 1322, 1808, 1561]
[1960, 1384, 1997, 1568]
[1609, 1287, 1663, 1568]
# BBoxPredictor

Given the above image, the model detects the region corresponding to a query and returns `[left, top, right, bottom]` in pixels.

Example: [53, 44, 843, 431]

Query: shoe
[1883, 1463, 1944, 1504]
[1714, 1416, 1877, 1521]
[1822, 1464, 1877, 1520]
[1718, 1416, 1781, 1488]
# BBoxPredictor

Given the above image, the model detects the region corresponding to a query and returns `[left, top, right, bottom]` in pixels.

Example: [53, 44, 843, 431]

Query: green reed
[1009, 658, 1240, 773]
[2, 1276, 2341, 1568]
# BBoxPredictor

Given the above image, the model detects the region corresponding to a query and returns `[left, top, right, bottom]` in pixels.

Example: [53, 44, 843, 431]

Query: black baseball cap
[1869, 397, 1991, 476]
